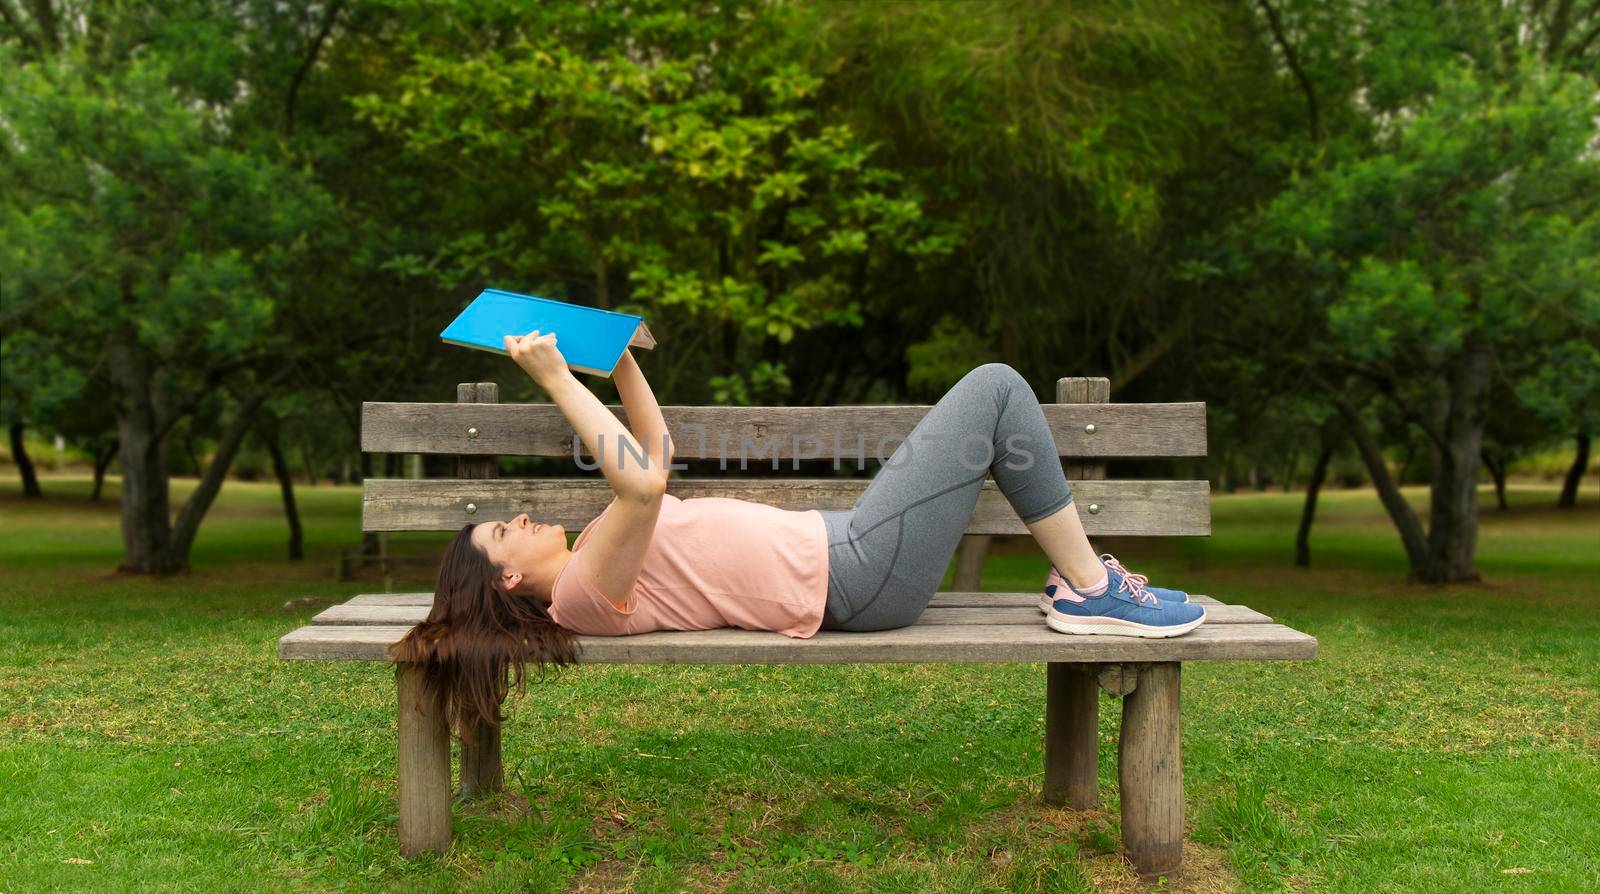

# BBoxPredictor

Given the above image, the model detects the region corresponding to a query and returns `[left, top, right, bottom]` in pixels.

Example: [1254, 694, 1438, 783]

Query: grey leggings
[817, 363, 1075, 632]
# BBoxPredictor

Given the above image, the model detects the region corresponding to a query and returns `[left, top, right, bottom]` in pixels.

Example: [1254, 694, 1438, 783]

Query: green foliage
[1171, 0, 1600, 577]
[352, 0, 957, 401]
[4, 0, 1598, 578]
[904, 316, 1000, 401]
[1259, 53, 1600, 421]
[800, 0, 1254, 385]
[708, 360, 791, 407]
[1516, 341, 1600, 435]
[0, 40, 332, 386]
[0, 327, 84, 427]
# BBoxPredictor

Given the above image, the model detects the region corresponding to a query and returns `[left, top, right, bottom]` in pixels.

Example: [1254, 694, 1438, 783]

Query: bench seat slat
[362, 478, 1211, 537]
[313, 600, 1272, 627]
[279, 621, 1315, 663]
[362, 401, 1207, 459]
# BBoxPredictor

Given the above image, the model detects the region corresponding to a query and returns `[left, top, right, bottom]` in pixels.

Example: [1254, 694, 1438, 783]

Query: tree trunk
[1419, 337, 1492, 584]
[1557, 432, 1589, 509]
[9, 422, 43, 498]
[107, 328, 184, 575]
[1295, 442, 1333, 567]
[1424, 434, 1485, 582]
[1330, 393, 1431, 573]
[91, 438, 119, 502]
[106, 318, 284, 573]
[262, 418, 305, 560]
[168, 390, 270, 563]
[1481, 449, 1508, 512]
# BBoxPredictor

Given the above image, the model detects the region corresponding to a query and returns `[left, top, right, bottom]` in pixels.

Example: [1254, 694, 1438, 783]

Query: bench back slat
[362, 478, 1211, 536]
[361, 400, 1207, 459]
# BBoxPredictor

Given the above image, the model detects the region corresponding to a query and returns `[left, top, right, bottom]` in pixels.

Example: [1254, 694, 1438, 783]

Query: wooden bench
[278, 376, 1317, 882]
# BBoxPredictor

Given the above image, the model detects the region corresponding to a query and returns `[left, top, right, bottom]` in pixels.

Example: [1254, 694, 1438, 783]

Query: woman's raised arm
[506, 330, 663, 611]
[613, 348, 675, 474]
[504, 331, 666, 499]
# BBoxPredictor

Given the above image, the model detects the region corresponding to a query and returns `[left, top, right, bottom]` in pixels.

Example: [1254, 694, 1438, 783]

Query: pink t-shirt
[546, 493, 830, 639]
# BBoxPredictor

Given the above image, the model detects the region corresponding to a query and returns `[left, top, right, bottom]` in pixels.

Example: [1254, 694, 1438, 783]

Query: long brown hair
[389, 524, 581, 746]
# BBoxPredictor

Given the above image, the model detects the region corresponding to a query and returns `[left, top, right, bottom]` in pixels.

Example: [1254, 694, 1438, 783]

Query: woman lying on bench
[393, 331, 1204, 733]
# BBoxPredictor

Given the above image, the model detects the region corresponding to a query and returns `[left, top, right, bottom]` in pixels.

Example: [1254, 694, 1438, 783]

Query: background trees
[1, 15, 334, 572]
[1194, 0, 1600, 582]
[348, 0, 959, 407]
[3, 0, 1594, 579]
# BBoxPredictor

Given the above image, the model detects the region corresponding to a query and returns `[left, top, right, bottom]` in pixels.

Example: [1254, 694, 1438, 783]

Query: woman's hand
[503, 329, 570, 388]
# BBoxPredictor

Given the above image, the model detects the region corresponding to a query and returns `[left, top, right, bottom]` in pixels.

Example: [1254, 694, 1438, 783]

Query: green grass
[2, 476, 1597, 893]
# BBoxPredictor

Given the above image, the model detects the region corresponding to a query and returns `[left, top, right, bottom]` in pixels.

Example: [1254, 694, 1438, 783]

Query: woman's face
[470, 513, 566, 593]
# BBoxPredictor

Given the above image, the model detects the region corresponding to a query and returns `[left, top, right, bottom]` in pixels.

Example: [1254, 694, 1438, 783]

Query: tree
[350, 0, 956, 407]
[1183, 0, 1600, 582]
[1515, 339, 1600, 508]
[1, 14, 333, 573]
[1262, 60, 1599, 581]
[255, 406, 304, 560]
[796, 0, 1257, 395]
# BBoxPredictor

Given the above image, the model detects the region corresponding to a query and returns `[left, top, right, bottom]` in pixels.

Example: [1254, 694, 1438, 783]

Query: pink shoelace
[1100, 554, 1159, 606]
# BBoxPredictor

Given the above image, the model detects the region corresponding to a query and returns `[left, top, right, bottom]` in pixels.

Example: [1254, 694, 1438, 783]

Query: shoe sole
[1044, 607, 1206, 638]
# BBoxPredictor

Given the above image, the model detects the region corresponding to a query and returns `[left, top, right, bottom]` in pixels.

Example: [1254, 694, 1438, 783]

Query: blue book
[440, 288, 656, 377]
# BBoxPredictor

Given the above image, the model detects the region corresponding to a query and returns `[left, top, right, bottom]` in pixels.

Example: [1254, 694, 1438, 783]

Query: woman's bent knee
[962, 361, 1026, 390]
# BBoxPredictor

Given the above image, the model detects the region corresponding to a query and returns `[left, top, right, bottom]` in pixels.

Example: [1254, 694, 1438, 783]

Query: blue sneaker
[1043, 555, 1206, 638]
[1037, 556, 1191, 613]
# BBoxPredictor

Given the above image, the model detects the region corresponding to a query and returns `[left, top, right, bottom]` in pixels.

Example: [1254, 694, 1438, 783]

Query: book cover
[440, 288, 656, 378]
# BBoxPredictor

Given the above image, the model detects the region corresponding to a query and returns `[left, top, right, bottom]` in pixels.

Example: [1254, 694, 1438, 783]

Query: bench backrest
[360, 377, 1209, 538]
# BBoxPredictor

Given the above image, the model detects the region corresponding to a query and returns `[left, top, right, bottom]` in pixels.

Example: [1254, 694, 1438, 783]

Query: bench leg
[459, 721, 504, 798]
[1043, 662, 1099, 808]
[1118, 662, 1183, 881]
[397, 663, 452, 857]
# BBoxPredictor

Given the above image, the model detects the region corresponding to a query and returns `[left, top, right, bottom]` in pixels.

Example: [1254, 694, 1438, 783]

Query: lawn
[1, 476, 1596, 893]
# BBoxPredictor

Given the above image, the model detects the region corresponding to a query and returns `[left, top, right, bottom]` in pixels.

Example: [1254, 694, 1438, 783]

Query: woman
[392, 329, 1204, 743]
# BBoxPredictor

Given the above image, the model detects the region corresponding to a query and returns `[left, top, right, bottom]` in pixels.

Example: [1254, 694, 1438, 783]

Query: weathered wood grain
[1060, 377, 1112, 481]
[396, 664, 451, 857]
[1096, 663, 1142, 696]
[361, 400, 1207, 459]
[1119, 662, 1184, 881]
[1044, 663, 1099, 809]
[361, 478, 1212, 536]
[279, 621, 1317, 663]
